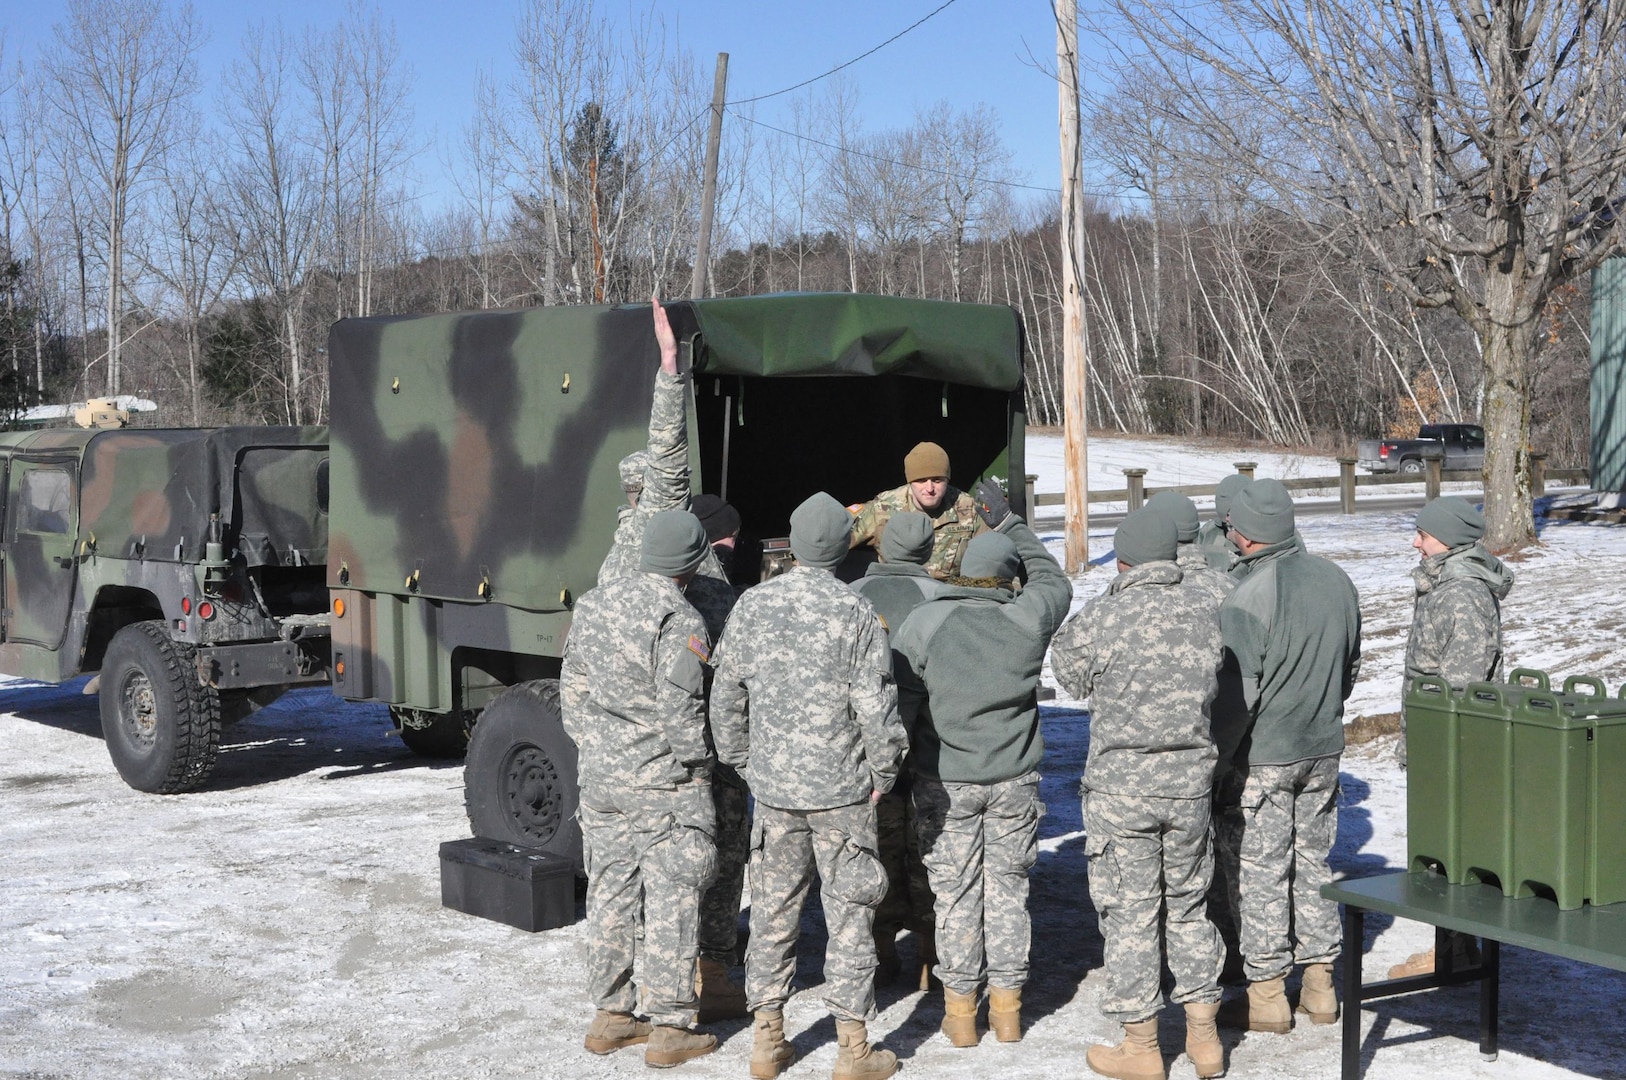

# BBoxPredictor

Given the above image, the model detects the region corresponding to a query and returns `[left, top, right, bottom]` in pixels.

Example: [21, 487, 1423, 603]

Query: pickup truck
[1358, 423, 1485, 474]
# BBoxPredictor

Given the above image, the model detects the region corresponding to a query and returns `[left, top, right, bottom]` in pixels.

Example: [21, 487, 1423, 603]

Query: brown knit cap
[904, 441, 951, 482]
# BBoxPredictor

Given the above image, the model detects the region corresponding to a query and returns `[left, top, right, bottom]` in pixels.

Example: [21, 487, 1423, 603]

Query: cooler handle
[1466, 681, 1503, 706]
[1412, 675, 1449, 696]
[1508, 667, 1549, 690]
[1563, 675, 1606, 699]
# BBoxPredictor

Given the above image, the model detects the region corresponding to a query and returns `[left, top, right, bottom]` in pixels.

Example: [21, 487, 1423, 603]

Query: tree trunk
[1479, 270, 1540, 550]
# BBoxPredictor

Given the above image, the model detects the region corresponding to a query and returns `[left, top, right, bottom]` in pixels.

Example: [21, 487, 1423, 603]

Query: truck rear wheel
[99, 621, 222, 794]
[392, 706, 471, 759]
[1400, 458, 1424, 475]
[463, 680, 581, 867]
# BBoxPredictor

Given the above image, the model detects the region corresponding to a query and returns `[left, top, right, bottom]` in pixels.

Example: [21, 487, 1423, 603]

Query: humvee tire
[100, 621, 222, 793]
[463, 680, 581, 866]
[392, 706, 471, 759]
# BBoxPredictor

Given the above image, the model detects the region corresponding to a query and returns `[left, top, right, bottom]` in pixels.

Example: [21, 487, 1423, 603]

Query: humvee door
[4, 456, 79, 650]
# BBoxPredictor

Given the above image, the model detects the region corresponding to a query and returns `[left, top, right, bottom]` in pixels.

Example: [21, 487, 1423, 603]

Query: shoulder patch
[687, 634, 711, 662]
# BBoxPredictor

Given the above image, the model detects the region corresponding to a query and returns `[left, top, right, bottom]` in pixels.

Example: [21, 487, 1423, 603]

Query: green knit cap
[1214, 473, 1252, 521]
[1114, 509, 1178, 566]
[790, 493, 852, 569]
[1229, 478, 1295, 545]
[639, 510, 710, 577]
[880, 512, 935, 565]
[1145, 491, 1200, 543]
[1416, 496, 1484, 547]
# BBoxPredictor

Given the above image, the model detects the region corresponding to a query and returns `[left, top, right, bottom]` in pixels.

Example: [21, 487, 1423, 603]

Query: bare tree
[45, 0, 201, 396]
[1096, 0, 1626, 547]
[222, 21, 327, 423]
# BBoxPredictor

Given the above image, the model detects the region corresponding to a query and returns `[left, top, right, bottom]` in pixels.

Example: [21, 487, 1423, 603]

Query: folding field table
[1323, 870, 1626, 1080]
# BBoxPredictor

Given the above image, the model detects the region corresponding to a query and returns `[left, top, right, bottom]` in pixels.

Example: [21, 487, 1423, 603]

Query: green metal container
[1507, 681, 1589, 908]
[1404, 675, 1458, 874]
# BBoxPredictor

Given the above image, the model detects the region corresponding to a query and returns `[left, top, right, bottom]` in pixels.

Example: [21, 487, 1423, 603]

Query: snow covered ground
[3, 435, 1624, 1080]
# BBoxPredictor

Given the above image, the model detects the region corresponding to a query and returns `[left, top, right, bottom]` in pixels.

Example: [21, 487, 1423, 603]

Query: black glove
[973, 477, 1012, 529]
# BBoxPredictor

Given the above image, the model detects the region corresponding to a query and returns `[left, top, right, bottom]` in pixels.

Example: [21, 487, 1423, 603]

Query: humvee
[326, 293, 1028, 865]
[0, 426, 331, 792]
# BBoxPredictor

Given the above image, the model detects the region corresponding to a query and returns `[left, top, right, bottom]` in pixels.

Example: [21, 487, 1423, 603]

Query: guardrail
[1024, 453, 1589, 515]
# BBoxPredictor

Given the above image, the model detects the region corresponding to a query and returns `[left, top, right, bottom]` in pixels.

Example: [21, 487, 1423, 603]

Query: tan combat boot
[1085, 1018, 1166, 1080]
[1297, 963, 1338, 1024]
[832, 1019, 899, 1080]
[750, 1009, 796, 1080]
[644, 1025, 718, 1069]
[1386, 948, 1435, 979]
[1245, 977, 1291, 1033]
[940, 987, 980, 1047]
[1184, 1002, 1224, 1078]
[695, 957, 750, 1022]
[583, 1009, 652, 1055]
[988, 986, 1022, 1043]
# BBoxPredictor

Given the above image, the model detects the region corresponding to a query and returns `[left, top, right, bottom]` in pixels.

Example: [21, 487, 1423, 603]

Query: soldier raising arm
[560, 510, 721, 1069]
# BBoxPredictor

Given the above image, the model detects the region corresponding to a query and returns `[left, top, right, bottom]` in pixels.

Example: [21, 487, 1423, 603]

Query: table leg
[1479, 938, 1499, 1061]
[1343, 904, 1363, 1080]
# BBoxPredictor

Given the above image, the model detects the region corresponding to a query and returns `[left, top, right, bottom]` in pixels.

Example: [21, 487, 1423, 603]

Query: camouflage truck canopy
[0, 426, 327, 567]
[327, 294, 1025, 611]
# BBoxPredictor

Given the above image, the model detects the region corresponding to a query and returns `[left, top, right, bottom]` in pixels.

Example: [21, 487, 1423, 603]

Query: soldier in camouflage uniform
[1213, 480, 1361, 1034]
[591, 297, 750, 1022]
[711, 493, 909, 1080]
[1146, 491, 1234, 608]
[892, 481, 1072, 1049]
[1195, 473, 1252, 572]
[561, 510, 720, 1068]
[1051, 510, 1227, 1080]
[1389, 496, 1513, 979]
[852, 512, 942, 989]
[848, 441, 987, 579]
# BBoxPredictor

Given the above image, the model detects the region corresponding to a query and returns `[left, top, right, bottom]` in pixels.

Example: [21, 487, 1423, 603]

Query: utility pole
[690, 52, 729, 299]
[1057, 0, 1090, 573]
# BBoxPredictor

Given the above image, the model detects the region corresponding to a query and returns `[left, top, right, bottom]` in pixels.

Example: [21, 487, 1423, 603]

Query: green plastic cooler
[1452, 679, 1524, 891]
[1565, 677, 1626, 907]
[1404, 675, 1458, 874]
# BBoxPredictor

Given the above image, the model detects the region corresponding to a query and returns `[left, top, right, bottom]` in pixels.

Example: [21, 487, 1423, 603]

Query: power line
[725, 0, 963, 107]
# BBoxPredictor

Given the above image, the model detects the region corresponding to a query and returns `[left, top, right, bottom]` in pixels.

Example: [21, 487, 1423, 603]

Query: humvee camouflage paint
[0, 426, 330, 792]
[325, 293, 1027, 860]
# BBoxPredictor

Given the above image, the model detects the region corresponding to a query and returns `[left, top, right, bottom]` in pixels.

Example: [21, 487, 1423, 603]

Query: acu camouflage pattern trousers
[1084, 791, 1223, 1022]
[913, 772, 1042, 996]
[1216, 755, 1343, 981]
[580, 783, 717, 1028]
[699, 773, 751, 966]
[746, 800, 888, 1022]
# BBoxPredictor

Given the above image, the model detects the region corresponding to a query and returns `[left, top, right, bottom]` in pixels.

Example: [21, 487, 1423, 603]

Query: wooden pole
[690, 52, 729, 300]
[1057, 0, 1089, 574]
[1338, 457, 1357, 514]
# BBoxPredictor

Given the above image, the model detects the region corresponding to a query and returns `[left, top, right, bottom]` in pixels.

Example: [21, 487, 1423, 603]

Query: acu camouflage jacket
[1403, 542, 1513, 688]
[1052, 560, 1224, 799]
[848, 483, 986, 580]
[710, 566, 907, 810]
[561, 572, 712, 791]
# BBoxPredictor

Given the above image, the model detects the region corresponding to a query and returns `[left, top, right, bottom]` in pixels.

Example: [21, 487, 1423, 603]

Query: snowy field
[3, 435, 1625, 1080]
[1024, 431, 1502, 515]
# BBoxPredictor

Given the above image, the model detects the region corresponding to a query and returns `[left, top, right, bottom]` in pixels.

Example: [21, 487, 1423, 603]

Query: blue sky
[5, 0, 1083, 214]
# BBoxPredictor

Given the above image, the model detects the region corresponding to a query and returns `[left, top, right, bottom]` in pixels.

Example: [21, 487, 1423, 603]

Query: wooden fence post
[1423, 446, 1443, 501]
[1337, 457, 1357, 515]
[1025, 473, 1038, 519]
[1124, 468, 1147, 511]
[1531, 452, 1547, 496]
[1234, 461, 1257, 479]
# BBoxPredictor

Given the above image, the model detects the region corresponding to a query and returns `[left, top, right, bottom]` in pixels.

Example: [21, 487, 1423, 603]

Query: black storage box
[439, 837, 577, 932]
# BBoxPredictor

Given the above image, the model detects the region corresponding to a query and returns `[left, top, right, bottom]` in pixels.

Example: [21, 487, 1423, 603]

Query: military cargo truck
[0, 426, 331, 792]
[326, 294, 1028, 864]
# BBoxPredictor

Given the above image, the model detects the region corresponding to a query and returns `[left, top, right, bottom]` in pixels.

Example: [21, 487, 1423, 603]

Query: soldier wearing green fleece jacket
[1212, 479, 1361, 1036]
[892, 480, 1073, 1047]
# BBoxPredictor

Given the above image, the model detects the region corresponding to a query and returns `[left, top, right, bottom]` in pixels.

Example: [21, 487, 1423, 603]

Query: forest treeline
[0, 0, 1603, 466]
